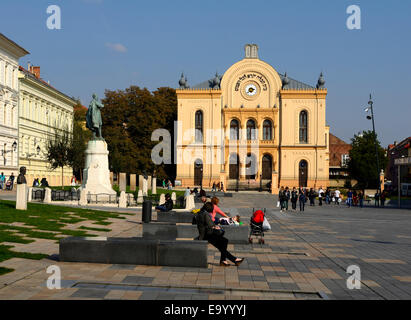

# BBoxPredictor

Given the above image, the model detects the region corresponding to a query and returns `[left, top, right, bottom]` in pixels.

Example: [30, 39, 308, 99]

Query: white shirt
[335, 190, 341, 198]
[184, 189, 190, 197]
[318, 189, 324, 197]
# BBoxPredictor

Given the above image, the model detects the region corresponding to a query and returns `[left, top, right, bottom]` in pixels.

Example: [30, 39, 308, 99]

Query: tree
[45, 128, 72, 188]
[72, 102, 92, 182]
[347, 131, 388, 189]
[101, 86, 177, 180]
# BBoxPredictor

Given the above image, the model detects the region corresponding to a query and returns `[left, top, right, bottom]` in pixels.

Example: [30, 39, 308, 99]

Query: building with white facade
[0, 33, 29, 178]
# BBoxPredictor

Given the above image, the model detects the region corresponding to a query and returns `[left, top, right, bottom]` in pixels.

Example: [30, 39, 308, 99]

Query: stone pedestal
[137, 190, 144, 204]
[44, 188, 52, 204]
[159, 193, 165, 205]
[152, 177, 157, 194]
[171, 192, 176, 205]
[82, 140, 116, 197]
[147, 176, 152, 191]
[119, 191, 127, 208]
[130, 174, 136, 191]
[16, 184, 28, 210]
[185, 195, 195, 211]
[27, 187, 33, 202]
[79, 189, 88, 206]
[142, 179, 148, 196]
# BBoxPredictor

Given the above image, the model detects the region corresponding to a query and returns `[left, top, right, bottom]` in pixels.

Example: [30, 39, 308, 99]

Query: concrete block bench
[143, 222, 250, 244]
[59, 237, 208, 268]
[157, 211, 196, 224]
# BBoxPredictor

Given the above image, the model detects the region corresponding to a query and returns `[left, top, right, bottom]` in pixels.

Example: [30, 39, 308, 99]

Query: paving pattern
[1, 192, 411, 300]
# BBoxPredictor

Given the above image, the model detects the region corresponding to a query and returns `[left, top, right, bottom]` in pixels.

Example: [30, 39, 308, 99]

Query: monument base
[82, 140, 116, 196]
[16, 184, 28, 210]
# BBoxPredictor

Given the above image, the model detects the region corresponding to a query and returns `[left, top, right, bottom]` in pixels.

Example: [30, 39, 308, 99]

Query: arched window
[262, 119, 272, 140]
[246, 119, 256, 141]
[299, 111, 308, 143]
[230, 119, 239, 140]
[195, 110, 203, 142]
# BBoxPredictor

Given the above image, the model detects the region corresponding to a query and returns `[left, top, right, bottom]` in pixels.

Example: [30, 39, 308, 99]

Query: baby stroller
[249, 208, 266, 244]
[5, 180, 12, 190]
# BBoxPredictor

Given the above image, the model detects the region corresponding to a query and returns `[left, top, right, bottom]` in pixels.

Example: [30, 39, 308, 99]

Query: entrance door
[229, 154, 239, 179]
[262, 154, 272, 179]
[194, 160, 203, 186]
[299, 160, 308, 187]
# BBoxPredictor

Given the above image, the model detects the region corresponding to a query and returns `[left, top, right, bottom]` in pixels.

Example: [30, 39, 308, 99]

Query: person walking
[318, 186, 324, 206]
[299, 188, 306, 212]
[291, 187, 298, 211]
[380, 191, 386, 207]
[279, 186, 285, 212]
[0, 172, 5, 190]
[334, 188, 341, 205]
[325, 188, 331, 204]
[196, 202, 244, 266]
[358, 191, 364, 208]
[374, 191, 380, 207]
[284, 187, 290, 211]
[309, 188, 315, 206]
[347, 189, 353, 207]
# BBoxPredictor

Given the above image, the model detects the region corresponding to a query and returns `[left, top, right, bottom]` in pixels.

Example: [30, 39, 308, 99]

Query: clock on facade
[245, 84, 257, 96]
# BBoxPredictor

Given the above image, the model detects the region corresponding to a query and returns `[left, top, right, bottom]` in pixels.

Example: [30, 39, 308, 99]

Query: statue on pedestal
[86, 93, 104, 140]
[17, 166, 27, 185]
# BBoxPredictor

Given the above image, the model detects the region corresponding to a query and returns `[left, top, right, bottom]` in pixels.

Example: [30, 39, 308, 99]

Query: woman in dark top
[196, 202, 244, 267]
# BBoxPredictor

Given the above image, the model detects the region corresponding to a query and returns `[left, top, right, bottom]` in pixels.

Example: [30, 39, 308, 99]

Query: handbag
[276, 201, 280, 208]
[262, 217, 271, 231]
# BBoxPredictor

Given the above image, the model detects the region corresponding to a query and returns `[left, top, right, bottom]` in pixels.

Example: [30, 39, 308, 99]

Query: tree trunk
[61, 166, 64, 189]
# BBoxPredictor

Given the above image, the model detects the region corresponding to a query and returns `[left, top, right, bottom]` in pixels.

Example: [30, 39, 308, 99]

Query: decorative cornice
[280, 89, 327, 99]
[176, 89, 222, 99]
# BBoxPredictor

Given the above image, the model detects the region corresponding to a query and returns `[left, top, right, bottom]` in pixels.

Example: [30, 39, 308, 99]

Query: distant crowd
[278, 186, 389, 212]
[0, 172, 15, 190]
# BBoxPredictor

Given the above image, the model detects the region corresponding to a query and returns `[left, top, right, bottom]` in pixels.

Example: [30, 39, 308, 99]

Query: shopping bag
[276, 201, 280, 208]
[262, 217, 271, 231]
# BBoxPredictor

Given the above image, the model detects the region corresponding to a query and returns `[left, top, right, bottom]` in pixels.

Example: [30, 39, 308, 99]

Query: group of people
[32, 177, 50, 188]
[0, 172, 15, 190]
[211, 181, 224, 192]
[162, 179, 173, 190]
[196, 196, 244, 266]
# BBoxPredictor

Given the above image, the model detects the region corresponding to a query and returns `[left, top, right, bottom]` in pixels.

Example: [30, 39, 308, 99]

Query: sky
[1, 0, 410, 146]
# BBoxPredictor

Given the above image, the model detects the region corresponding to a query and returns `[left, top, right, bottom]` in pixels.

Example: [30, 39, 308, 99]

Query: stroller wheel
[248, 238, 253, 244]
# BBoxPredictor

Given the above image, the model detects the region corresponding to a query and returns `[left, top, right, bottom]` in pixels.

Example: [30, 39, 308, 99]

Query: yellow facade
[176, 44, 329, 193]
[18, 66, 76, 186]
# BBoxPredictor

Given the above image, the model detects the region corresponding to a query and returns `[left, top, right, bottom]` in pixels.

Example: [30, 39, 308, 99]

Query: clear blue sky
[1, 0, 410, 146]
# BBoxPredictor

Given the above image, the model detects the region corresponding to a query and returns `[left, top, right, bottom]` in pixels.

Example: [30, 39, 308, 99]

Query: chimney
[30, 66, 41, 79]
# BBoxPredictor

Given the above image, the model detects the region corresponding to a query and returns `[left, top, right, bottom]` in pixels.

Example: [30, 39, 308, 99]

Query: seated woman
[155, 193, 173, 212]
[210, 197, 230, 224]
[196, 202, 244, 267]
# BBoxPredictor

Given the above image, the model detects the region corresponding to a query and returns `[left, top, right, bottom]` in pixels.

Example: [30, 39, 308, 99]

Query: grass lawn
[0, 200, 131, 276]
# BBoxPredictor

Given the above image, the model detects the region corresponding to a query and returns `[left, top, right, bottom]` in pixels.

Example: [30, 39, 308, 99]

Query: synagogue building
[176, 44, 329, 193]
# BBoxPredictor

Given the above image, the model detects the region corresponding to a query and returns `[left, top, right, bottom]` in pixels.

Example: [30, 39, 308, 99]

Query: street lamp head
[12, 141, 17, 151]
[366, 115, 372, 120]
[368, 94, 373, 105]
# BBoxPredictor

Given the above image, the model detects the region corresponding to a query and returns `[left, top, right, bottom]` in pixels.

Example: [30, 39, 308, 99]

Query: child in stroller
[5, 180, 12, 190]
[249, 208, 266, 244]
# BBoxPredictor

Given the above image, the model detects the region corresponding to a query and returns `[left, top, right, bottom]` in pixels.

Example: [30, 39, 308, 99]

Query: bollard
[142, 200, 152, 223]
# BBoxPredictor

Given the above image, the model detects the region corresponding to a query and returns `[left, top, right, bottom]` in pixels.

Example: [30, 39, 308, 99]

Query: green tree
[101, 86, 177, 180]
[347, 131, 388, 189]
[45, 128, 72, 188]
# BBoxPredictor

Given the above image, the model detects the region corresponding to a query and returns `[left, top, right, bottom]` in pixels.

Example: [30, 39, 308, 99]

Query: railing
[87, 193, 118, 204]
[32, 189, 45, 201]
[51, 189, 81, 201]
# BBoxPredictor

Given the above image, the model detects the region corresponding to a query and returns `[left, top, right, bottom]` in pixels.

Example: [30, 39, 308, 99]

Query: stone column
[119, 173, 127, 192]
[44, 187, 52, 204]
[159, 193, 165, 205]
[139, 175, 144, 191]
[16, 184, 28, 210]
[137, 190, 144, 204]
[142, 178, 148, 196]
[130, 174, 136, 191]
[119, 191, 127, 208]
[152, 177, 157, 194]
[79, 189, 88, 206]
[185, 194, 195, 210]
[27, 187, 33, 202]
[147, 176, 152, 191]
[271, 171, 279, 195]
[171, 192, 176, 205]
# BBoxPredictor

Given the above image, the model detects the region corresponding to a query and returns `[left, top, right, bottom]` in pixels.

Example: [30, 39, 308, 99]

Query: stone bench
[157, 210, 196, 224]
[143, 222, 250, 244]
[59, 237, 208, 268]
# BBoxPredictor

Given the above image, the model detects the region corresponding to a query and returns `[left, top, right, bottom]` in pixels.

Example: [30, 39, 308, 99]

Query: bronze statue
[17, 167, 27, 185]
[86, 93, 104, 140]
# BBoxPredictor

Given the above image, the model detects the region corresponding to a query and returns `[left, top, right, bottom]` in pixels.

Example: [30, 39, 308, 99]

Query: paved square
[1, 193, 411, 300]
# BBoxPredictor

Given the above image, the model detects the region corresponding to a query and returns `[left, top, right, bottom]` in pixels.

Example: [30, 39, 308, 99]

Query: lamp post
[1, 141, 18, 165]
[365, 94, 381, 192]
